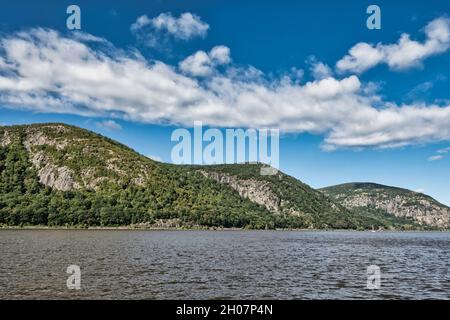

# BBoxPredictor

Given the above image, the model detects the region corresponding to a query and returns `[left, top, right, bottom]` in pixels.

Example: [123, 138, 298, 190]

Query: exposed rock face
[0, 131, 11, 147]
[37, 164, 78, 191]
[23, 130, 77, 191]
[341, 193, 450, 228]
[322, 184, 450, 229]
[0, 125, 82, 191]
[29, 151, 78, 191]
[0, 124, 150, 191]
[2, 123, 449, 230]
[24, 128, 68, 151]
[200, 170, 281, 212]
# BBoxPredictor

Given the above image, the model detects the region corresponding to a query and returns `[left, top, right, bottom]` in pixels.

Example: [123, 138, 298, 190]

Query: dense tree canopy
[0, 124, 428, 230]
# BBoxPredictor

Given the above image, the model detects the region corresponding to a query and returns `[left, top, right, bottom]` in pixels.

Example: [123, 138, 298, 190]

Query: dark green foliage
[0, 126, 274, 228]
[320, 183, 445, 230]
[193, 163, 362, 229]
[0, 124, 441, 230]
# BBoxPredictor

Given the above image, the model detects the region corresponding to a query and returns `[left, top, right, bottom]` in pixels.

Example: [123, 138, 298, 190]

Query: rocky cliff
[1, 123, 448, 230]
[321, 183, 450, 229]
[0, 123, 353, 229]
[199, 170, 282, 212]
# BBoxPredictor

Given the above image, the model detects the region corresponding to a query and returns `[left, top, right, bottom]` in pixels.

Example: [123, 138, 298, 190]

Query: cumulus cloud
[130, 12, 209, 46]
[307, 57, 333, 80]
[179, 46, 231, 76]
[96, 120, 122, 131]
[1, 28, 450, 150]
[336, 17, 450, 74]
[311, 62, 332, 80]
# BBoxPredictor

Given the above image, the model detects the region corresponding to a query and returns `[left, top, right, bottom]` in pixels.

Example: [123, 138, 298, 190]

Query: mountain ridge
[320, 183, 450, 229]
[0, 123, 448, 229]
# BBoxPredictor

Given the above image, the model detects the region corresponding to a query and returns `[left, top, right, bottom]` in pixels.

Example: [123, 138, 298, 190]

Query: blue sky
[1, 0, 450, 205]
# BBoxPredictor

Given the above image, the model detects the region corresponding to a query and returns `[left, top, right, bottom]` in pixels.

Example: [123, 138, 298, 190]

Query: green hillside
[0, 123, 447, 230]
[321, 183, 450, 229]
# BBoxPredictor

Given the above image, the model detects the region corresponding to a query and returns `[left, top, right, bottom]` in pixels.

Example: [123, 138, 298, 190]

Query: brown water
[0, 230, 449, 299]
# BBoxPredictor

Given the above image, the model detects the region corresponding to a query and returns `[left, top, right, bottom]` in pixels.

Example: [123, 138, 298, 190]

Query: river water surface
[0, 230, 448, 299]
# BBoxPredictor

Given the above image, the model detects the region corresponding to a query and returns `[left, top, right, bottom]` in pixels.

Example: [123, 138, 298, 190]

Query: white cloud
[405, 81, 434, 101]
[311, 62, 332, 80]
[209, 46, 231, 64]
[96, 120, 122, 131]
[428, 155, 444, 161]
[71, 31, 109, 44]
[336, 42, 386, 74]
[336, 17, 450, 74]
[179, 46, 231, 76]
[415, 188, 425, 193]
[1, 28, 450, 150]
[131, 12, 209, 45]
[437, 146, 450, 154]
[130, 15, 151, 32]
[179, 51, 212, 76]
[307, 57, 333, 80]
[427, 146, 450, 162]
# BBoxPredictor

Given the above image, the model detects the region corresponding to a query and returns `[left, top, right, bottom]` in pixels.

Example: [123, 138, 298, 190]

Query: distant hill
[0, 123, 448, 230]
[320, 183, 450, 229]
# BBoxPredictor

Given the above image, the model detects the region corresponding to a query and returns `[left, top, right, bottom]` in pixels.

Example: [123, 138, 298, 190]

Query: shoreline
[0, 225, 447, 232]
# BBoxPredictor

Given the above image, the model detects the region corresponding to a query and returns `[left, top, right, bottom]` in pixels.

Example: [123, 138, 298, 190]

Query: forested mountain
[321, 183, 450, 229]
[0, 123, 447, 230]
